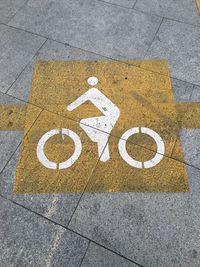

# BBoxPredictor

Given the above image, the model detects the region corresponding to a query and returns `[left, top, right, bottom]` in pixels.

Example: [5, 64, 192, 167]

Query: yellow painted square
[13, 60, 189, 193]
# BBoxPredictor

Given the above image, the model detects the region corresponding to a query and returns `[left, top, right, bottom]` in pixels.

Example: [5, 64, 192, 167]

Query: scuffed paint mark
[44, 196, 59, 218]
[45, 228, 65, 267]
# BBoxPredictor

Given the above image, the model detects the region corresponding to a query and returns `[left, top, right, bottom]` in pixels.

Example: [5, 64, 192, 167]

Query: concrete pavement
[0, 0, 200, 266]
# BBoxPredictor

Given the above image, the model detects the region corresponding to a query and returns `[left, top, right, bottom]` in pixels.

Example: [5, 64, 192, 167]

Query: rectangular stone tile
[81, 243, 138, 267]
[0, 92, 41, 173]
[170, 79, 195, 132]
[0, 93, 22, 172]
[0, 24, 45, 93]
[172, 129, 200, 169]
[135, 0, 200, 26]
[69, 165, 200, 266]
[0, 196, 88, 266]
[8, 39, 106, 102]
[0, 131, 22, 173]
[8, 0, 162, 58]
[191, 85, 200, 102]
[145, 19, 200, 86]
[172, 84, 200, 165]
[102, 0, 136, 8]
[171, 78, 194, 102]
[0, 0, 27, 23]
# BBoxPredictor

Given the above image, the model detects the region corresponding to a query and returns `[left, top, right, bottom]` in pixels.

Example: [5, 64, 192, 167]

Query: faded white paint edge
[37, 128, 82, 170]
[118, 127, 165, 169]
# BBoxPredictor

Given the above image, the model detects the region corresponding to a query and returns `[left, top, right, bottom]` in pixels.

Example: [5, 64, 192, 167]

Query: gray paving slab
[101, 0, 136, 8]
[175, 85, 200, 169]
[0, 131, 22, 173]
[180, 129, 200, 169]
[0, 196, 88, 267]
[0, 24, 45, 93]
[171, 78, 194, 102]
[8, 39, 106, 102]
[191, 85, 200, 102]
[0, 147, 82, 226]
[0, 0, 27, 24]
[134, 0, 200, 26]
[145, 19, 200, 86]
[8, 0, 162, 59]
[81, 242, 138, 267]
[0, 92, 24, 173]
[0, 91, 42, 172]
[69, 165, 200, 266]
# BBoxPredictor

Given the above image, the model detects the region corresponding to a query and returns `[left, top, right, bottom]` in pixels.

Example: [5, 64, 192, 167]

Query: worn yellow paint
[1, 103, 199, 131]
[0, 104, 41, 134]
[125, 59, 170, 76]
[0, 104, 26, 131]
[176, 103, 200, 128]
[2, 60, 198, 193]
[172, 103, 200, 162]
[196, 0, 200, 14]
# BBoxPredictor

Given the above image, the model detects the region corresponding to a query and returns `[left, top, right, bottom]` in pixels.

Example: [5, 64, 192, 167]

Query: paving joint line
[0, 193, 143, 267]
[3, 90, 200, 171]
[66, 137, 111, 228]
[5, 38, 48, 94]
[143, 17, 164, 59]
[0, 108, 43, 178]
[133, 7, 200, 29]
[4, 73, 197, 103]
[95, 0, 132, 10]
[1, 21, 200, 87]
[132, 0, 138, 9]
[5, 0, 30, 25]
[78, 241, 91, 267]
[163, 16, 200, 28]
[0, 23, 183, 84]
[189, 84, 197, 101]
[8, 0, 200, 30]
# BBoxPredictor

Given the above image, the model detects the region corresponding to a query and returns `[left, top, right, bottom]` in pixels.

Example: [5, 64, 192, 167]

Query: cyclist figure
[67, 76, 120, 162]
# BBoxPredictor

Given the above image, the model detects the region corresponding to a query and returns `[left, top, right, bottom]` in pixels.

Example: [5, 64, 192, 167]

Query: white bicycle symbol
[37, 77, 165, 170]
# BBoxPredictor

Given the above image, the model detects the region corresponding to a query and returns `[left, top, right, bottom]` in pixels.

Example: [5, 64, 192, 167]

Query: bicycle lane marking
[5, 60, 198, 193]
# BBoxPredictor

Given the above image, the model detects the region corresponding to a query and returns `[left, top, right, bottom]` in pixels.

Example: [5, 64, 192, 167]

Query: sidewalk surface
[0, 0, 200, 266]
